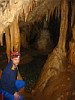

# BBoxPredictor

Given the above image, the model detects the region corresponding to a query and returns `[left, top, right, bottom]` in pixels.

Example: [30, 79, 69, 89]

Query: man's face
[11, 57, 20, 66]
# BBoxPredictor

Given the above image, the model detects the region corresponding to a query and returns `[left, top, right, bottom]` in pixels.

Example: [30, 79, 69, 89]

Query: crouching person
[0, 52, 26, 100]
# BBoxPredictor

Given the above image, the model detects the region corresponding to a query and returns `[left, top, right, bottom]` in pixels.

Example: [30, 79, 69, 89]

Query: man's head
[11, 52, 21, 66]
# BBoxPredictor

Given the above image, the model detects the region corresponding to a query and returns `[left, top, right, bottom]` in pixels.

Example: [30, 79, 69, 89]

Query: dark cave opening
[48, 12, 60, 48]
[28, 14, 60, 52]
[29, 21, 43, 49]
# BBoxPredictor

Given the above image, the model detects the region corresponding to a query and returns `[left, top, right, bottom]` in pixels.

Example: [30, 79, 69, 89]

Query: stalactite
[72, 25, 75, 40]
[71, 1, 75, 27]
[0, 33, 3, 46]
[55, 7, 58, 17]
[9, 16, 20, 52]
[51, 11, 54, 17]
[23, 0, 34, 22]
[10, 22, 14, 52]
[21, 24, 30, 49]
[48, 6, 56, 19]
[46, 10, 49, 21]
[23, 5, 29, 22]
[71, 12, 74, 27]
[58, 0, 68, 51]
[10, 0, 14, 5]
[68, 40, 74, 64]
[19, 8, 24, 21]
[0, 8, 3, 16]
[28, 1, 33, 12]
[46, 7, 56, 23]
[34, 0, 38, 7]
[5, 27, 11, 62]
[0, 23, 4, 46]
[13, 16, 20, 52]
[55, 6, 61, 19]
[69, 25, 75, 65]
[47, 10, 51, 23]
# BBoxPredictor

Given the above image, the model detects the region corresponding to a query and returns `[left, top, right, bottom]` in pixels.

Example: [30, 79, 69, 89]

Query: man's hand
[14, 92, 20, 100]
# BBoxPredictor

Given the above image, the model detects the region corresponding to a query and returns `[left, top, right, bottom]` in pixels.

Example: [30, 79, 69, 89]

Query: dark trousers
[0, 80, 26, 100]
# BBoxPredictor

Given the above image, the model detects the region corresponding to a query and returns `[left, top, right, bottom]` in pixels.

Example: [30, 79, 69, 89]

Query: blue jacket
[0, 61, 18, 95]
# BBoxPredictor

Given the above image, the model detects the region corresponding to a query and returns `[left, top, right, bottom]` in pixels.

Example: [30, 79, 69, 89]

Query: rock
[36, 20, 54, 54]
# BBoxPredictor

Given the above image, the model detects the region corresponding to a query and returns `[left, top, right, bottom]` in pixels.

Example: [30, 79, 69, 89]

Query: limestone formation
[5, 26, 11, 62]
[0, 0, 40, 60]
[37, 20, 54, 54]
[34, 0, 68, 99]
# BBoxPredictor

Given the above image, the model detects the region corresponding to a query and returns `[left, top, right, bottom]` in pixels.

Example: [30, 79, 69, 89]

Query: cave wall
[33, 0, 72, 99]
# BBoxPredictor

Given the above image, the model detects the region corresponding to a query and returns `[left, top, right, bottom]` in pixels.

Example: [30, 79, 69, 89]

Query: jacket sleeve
[1, 71, 17, 95]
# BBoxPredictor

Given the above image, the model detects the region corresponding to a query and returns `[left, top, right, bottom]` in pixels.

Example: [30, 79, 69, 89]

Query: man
[0, 52, 26, 100]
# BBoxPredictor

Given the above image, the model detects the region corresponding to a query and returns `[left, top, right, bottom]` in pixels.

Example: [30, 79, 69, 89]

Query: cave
[0, 0, 75, 100]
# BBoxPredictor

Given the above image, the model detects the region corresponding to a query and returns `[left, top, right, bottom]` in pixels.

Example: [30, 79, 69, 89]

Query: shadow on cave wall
[48, 12, 60, 47]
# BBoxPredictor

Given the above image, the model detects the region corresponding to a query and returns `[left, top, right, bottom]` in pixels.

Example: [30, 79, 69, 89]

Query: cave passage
[0, 13, 61, 92]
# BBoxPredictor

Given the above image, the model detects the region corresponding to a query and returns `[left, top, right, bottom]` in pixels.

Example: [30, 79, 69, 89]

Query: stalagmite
[34, 0, 68, 99]
[5, 27, 11, 62]
[13, 16, 20, 52]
